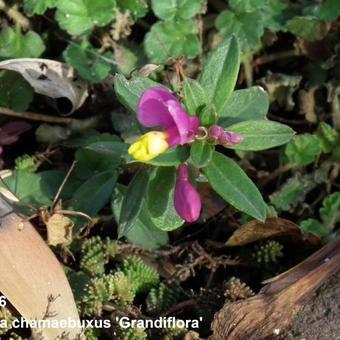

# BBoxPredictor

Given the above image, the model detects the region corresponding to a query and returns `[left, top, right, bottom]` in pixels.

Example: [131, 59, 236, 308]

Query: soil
[281, 270, 340, 340]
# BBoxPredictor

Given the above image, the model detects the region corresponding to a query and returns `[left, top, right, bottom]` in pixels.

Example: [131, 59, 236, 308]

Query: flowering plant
[108, 37, 295, 237]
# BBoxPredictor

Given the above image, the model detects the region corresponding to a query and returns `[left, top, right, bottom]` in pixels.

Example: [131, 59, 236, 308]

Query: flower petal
[138, 87, 199, 146]
[174, 164, 201, 222]
[137, 87, 178, 128]
[166, 100, 199, 145]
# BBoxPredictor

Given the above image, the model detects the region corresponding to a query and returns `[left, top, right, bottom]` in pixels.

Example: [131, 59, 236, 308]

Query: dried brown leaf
[198, 183, 227, 220]
[46, 213, 73, 247]
[226, 217, 320, 247]
[0, 58, 88, 115]
[0, 197, 83, 339]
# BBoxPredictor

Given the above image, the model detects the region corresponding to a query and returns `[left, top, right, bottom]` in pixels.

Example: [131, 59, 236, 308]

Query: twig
[259, 163, 295, 187]
[252, 50, 298, 67]
[0, 106, 74, 124]
[51, 161, 77, 210]
[0, 0, 30, 29]
[117, 241, 191, 257]
[161, 299, 197, 316]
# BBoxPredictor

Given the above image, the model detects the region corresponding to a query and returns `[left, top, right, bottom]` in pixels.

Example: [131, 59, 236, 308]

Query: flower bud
[174, 164, 201, 222]
[208, 125, 224, 142]
[219, 131, 243, 146]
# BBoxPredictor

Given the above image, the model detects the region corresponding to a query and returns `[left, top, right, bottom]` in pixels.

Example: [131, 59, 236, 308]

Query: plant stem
[242, 54, 254, 87]
[0, 0, 30, 29]
[252, 50, 298, 66]
[0, 107, 74, 124]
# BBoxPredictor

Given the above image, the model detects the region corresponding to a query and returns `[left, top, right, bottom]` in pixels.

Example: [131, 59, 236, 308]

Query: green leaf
[286, 16, 328, 42]
[203, 152, 266, 221]
[144, 19, 201, 63]
[316, 122, 339, 153]
[190, 140, 213, 168]
[270, 176, 305, 211]
[199, 36, 240, 114]
[300, 219, 328, 238]
[146, 146, 190, 166]
[0, 71, 33, 111]
[75, 147, 122, 180]
[24, 0, 57, 15]
[215, 10, 263, 52]
[1, 170, 64, 208]
[197, 103, 218, 126]
[69, 171, 116, 217]
[113, 73, 159, 113]
[85, 141, 128, 157]
[119, 169, 150, 237]
[0, 27, 45, 59]
[63, 42, 113, 83]
[55, 0, 116, 36]
[261, 0, 287, 31]
[113, 43, 142, 76]
[320, 192, 340, 231]
[117, 0, 148, 19]
[146, 167, 184, 231]
[112, 186, 169, 248]
[229, 0, 267, 13]
[318, 0, 340, 22]
[182, 78, 208, 116]
[227, 120, 295, 151]
[285, 134, 321, 166]
[219, 86, 269, 126]
[151, 0, 203, 21]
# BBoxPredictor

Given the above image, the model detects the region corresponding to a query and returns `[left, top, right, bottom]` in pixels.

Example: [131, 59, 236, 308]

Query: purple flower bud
[219, 131, 243, 146]
[208, 125, 224, 142]
[174, 164, 201, 223]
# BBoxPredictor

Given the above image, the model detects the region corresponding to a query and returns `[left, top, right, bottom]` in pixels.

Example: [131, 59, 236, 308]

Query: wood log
[210, 237, 340, 340]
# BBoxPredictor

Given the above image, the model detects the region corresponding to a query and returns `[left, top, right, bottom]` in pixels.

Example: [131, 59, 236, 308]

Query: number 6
[0, 296, 6, 307]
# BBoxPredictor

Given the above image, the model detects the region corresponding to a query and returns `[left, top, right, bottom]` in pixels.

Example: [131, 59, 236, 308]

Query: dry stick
[51, 161, 77, 211]
[252, 50, 298, 67]
[0, 0, 30, 29]
[0, 106, 74, 124]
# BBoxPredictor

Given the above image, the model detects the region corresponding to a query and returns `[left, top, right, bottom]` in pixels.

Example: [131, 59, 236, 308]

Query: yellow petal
[128, 131, 168, 162]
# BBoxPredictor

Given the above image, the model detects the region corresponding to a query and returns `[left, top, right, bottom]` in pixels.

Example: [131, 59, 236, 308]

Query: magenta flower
[174, 164, 201, 222]
[128, 87, 244, 223]
[137, 87, 200, 147]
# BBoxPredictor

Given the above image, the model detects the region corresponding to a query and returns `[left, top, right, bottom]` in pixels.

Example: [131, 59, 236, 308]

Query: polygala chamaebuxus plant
[105, 36, 295, 237]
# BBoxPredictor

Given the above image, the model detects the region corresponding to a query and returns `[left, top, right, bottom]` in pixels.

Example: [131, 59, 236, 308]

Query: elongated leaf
[146, 146, 190, 166]
[190, 140, 213, 168]
[219, 86, 269, 126]
[86, 141, 129, 157]
[227, 120, 295, 151]
[203, 152, 266, 221]
[119, 168, 150, 237]
[182, 77, 208, 116]
[199, 36, 240, 114]
[198, 103, 218, 126]
[147, 167, 184, 231]
[112, 186, 169, 248]
[69, 171, 116, 217]
[113, 74, 159, 113]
